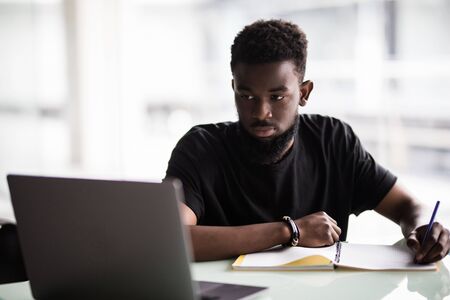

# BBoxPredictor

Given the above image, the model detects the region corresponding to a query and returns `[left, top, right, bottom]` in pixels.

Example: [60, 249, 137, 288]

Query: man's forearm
[188, 222, 290, 261]
[398, 201, 424, 238]
[375, 184, 426, 237]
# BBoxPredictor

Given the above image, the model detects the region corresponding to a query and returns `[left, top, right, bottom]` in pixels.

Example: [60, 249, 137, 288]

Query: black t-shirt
[165, 114, 397, 239]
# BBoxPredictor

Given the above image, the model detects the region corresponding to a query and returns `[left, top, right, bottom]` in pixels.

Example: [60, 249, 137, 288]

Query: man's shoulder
[183, 121, 236, 142]
[300, 114, 352, 134]
[299, 114, 358, 150]
[300, 114, 347, 126]
[175, 121, 236, 151]
[186, 121, 236, 136]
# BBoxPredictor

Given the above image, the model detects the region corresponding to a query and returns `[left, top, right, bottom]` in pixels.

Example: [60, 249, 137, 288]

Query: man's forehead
[232, 61, 299, 90]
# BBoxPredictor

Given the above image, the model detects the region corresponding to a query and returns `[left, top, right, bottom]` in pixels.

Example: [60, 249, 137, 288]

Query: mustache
[250, 120, 276, 127]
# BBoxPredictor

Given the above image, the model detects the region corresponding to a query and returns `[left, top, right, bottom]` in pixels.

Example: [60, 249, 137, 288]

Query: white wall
[0, 0, 449, 237]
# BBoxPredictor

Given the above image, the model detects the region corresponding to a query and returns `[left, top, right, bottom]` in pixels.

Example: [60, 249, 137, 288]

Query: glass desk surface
[0, 255, 449, 300]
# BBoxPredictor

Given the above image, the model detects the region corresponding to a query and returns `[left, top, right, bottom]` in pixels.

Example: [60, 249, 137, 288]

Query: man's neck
[273, 138, 295, 164]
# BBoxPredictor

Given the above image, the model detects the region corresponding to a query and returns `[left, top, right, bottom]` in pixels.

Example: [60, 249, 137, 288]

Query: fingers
[407, 230, 420, 254]
[422, 222, 443, 251]
[325, 213, 338, 225]
[331, 221, 342, 237]
[417, 222, 442, 261]
[318, 211, 338, 226]
[414, 223, 450, 264]
[296, 211, 342, 247]
[314, 212, 341, 244]
[420, 228, 450, 263]
[330, 229, 340, 243]
[321, 212, 341, 241]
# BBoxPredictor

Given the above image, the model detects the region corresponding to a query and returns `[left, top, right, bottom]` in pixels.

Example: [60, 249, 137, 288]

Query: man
[165, 19, 450, 262]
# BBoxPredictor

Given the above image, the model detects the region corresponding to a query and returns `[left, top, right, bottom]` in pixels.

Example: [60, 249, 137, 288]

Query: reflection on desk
[191, 256, 450, 300]
[407, 263, 450, 300]
[0, 256, 449, 299]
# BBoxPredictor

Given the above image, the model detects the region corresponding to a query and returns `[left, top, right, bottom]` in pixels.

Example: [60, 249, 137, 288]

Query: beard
[237, 114, 299, 165]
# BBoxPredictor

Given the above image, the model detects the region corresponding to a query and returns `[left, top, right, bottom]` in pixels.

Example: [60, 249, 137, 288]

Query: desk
[1, 256, 449, 300]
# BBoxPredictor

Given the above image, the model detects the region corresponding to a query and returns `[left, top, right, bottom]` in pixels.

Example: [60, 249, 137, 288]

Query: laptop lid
[7, 174, 197, 300]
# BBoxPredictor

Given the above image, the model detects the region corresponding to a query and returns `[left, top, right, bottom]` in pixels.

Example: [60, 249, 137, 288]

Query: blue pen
[421, 200, 440, 245]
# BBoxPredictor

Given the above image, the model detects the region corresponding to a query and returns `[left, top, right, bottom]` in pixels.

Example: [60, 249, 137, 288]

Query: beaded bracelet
[281, 216, 300, 247]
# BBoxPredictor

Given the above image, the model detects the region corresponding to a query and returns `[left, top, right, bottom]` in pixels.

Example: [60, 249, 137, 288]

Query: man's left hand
[407, 222, 450, 264]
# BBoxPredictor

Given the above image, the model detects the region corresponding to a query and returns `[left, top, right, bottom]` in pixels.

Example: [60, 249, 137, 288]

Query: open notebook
[232, 242, 437, 271]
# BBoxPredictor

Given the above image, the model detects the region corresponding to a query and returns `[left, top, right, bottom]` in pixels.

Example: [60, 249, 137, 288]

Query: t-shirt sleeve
[337, 122, 397, 215]
[165, 130, 205, 221]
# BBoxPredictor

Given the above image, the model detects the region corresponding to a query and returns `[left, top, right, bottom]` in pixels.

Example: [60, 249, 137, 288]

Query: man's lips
[251, 126, 276, 138]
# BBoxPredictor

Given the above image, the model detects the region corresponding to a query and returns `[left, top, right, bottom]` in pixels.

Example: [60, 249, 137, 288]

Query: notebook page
[337, 243, 436, 271]
[234, 245, 336, 269]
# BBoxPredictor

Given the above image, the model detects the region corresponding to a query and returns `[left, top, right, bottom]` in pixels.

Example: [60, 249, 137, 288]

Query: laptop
[7, 174, 267, 300]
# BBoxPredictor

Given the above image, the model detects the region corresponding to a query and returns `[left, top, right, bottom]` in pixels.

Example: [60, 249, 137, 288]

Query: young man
[165, 19, 450, 262]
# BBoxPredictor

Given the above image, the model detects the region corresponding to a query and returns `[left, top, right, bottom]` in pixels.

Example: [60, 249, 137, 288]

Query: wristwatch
[281, 216, 300, 247]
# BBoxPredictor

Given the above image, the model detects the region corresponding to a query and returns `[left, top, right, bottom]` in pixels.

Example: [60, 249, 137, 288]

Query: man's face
[232, 60, 309, 141]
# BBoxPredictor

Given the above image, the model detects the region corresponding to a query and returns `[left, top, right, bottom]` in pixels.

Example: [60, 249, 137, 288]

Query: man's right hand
[295, 211, 341, 247]
[181, 202, 342, 260]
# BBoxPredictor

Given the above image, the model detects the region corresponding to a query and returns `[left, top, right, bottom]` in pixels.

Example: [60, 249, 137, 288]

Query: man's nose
[252, 99, 273, 120]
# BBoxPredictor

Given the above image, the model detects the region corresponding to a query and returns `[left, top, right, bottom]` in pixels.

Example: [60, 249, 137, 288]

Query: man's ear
[299, 80, 314, 106]
[231, 79, 235, 91]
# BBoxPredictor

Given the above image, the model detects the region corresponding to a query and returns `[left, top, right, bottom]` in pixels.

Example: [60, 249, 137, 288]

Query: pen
[421, 200, 440, 245]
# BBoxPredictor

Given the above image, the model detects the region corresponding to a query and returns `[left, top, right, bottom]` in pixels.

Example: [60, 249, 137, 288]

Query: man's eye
[240, 95, 255, 100]
[271, 95, 285, 101]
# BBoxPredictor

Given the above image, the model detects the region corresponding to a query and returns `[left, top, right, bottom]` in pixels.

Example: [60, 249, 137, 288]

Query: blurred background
[0, 0, 449, 243]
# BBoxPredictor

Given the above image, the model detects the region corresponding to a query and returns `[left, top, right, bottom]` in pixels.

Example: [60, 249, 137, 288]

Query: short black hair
[230, 19, 308, 79]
